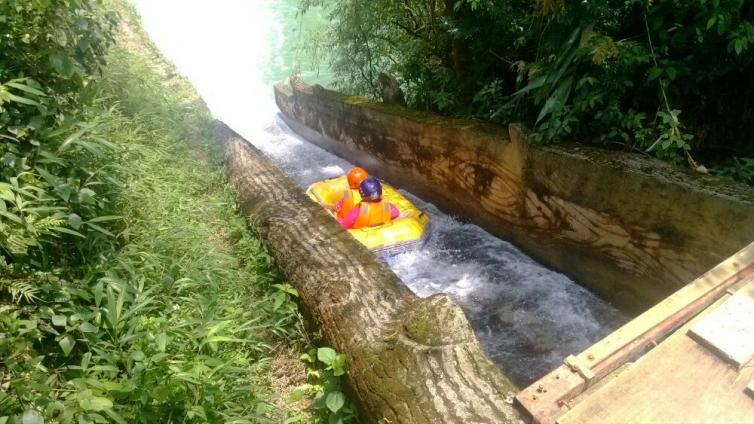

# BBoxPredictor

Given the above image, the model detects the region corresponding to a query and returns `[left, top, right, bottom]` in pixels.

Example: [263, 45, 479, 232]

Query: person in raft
[337, 177, 401, 229]
[330, 167, 368, 219]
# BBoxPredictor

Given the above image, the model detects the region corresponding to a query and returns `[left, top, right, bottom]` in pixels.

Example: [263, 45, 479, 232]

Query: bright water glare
[132, 0, 628, 386]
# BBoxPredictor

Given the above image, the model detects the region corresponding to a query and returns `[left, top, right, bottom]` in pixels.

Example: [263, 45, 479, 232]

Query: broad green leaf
[93, 280, 104, 307]
[204, 335, 245, 344]
[59, 335, 74, 356]
[536, 76, 573, 125]
[78, 322, 97, 333]
[77, 390, 113, 411]
[68, 213, 82, 229]
[734, 39, 744, 55]
[156, 332, 167, 351]
[0, 183, 14, 202]
[66, 138, 102, 155]
[53, 28, 68, 47]
[104, 409, 127, 424]
[86, 215, 122, 224]
[121, 297, 156, 321]
[317, 347, 337, 365]
[91, 136, 117, 149]
[78, 188, 96, 204]
[6, 81, 46, 97]
[91, 366, 120, 373]
[21, 410, 43, 424]
[51, 314, 67, 327]
[37, 151, 66, 167]
[328, 414, 344, 424]
[48, 53, 75, 78]
[648, 67, 663, 81]
[325, 391, 345, 413]
[86, 222, 115, 237]
[51, 227, 85, 238]
[24, 206, 66, 213]
[5, 92, 39, 106]
[58, 127, 88, 152]
[273, 283, 299, 296]
[0, 211, 24, 225]
[512, 76, 546, 97]
[331, 354, 347, 376]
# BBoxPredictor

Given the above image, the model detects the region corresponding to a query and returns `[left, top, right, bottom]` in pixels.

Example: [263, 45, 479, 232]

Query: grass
[0, 5, 312, 423]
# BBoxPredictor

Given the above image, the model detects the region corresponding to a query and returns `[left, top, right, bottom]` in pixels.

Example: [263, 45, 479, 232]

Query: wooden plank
[689, 279, 754, 367]
[559, 296, 754, 424]
[514, 365, 585, 423]
[577, 242, 754, 370]
[517, 245, 754, 424]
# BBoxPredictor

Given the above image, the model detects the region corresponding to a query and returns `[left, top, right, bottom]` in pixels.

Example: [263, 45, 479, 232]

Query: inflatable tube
[306, 176, 430, 256]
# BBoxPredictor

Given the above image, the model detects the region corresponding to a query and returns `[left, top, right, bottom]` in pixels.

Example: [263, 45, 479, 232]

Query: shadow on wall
[275, 78, 754, 314]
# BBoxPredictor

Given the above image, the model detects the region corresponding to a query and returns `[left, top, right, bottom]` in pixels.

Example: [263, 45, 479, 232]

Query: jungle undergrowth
[1, 1, 354, 422]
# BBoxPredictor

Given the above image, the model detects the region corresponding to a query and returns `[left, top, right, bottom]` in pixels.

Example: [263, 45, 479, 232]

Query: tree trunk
[214, 122, 520, 423]
[443, 0, 466, 78]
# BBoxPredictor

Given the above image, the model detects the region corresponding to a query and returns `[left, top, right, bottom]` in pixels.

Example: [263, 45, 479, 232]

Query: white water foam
[257, 116, 627, 385]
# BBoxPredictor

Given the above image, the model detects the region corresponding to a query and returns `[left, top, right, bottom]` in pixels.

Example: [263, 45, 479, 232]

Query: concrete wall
[274, 79, 754, 313]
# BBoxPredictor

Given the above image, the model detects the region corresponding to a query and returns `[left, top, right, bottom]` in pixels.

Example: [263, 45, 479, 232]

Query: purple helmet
[359, 177, 382, 201]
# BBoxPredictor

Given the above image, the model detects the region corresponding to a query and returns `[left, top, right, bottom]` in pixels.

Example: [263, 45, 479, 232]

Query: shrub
[2, 2, 310, 422]
[300, 0, 754, 180]
[1, 0, 119, 280]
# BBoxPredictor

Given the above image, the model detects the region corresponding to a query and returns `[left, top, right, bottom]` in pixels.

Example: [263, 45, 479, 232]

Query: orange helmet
[347, 167, 368, 189]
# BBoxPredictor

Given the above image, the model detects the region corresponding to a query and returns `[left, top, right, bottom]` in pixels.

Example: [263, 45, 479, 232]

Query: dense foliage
[299, 0, 754, 181]
[1, 0, 118, 288]
[2, 2, 355, 422]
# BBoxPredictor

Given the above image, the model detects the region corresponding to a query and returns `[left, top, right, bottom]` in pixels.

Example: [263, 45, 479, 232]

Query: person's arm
[327, 190, 349, 211]
[337, 205, 360, 229]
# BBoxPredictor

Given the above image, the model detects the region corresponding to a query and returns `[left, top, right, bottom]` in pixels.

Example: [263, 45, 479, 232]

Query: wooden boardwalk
[517, 242, 754, 424]
[560, 279, 754, 424]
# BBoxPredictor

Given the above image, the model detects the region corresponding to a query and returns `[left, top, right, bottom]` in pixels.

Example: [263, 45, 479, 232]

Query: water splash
[258, 116, 627, 386]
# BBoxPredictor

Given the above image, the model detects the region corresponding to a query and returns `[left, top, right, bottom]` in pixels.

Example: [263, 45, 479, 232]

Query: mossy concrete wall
[274, 79, 754, 313]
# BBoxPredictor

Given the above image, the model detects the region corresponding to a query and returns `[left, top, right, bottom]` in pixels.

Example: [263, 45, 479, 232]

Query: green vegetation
[1, 1, 354, 422]
[287, 347, 356, 423]
[297, 0, 754, 183]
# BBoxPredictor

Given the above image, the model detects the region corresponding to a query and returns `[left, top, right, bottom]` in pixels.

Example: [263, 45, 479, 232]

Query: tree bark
[214, 122, 520, 423]
[443, 0, 466, 78]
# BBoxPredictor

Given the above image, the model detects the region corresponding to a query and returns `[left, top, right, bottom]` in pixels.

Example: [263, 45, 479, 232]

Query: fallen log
[214, 121, 520, 423]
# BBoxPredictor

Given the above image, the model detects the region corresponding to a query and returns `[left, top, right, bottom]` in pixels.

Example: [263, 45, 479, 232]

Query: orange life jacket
[336, 188, 361, 219]
[352, 200, 392, 229]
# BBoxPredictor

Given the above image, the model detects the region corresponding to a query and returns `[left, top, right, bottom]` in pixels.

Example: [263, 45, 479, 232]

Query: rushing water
[132, 0, 628, 387]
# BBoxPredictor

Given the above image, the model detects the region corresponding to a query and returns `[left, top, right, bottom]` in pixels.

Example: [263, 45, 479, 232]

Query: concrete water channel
[133, 0, 627, 387]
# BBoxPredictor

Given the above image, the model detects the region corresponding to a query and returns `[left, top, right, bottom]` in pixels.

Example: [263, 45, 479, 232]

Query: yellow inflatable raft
[306, 175, 430, 256]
